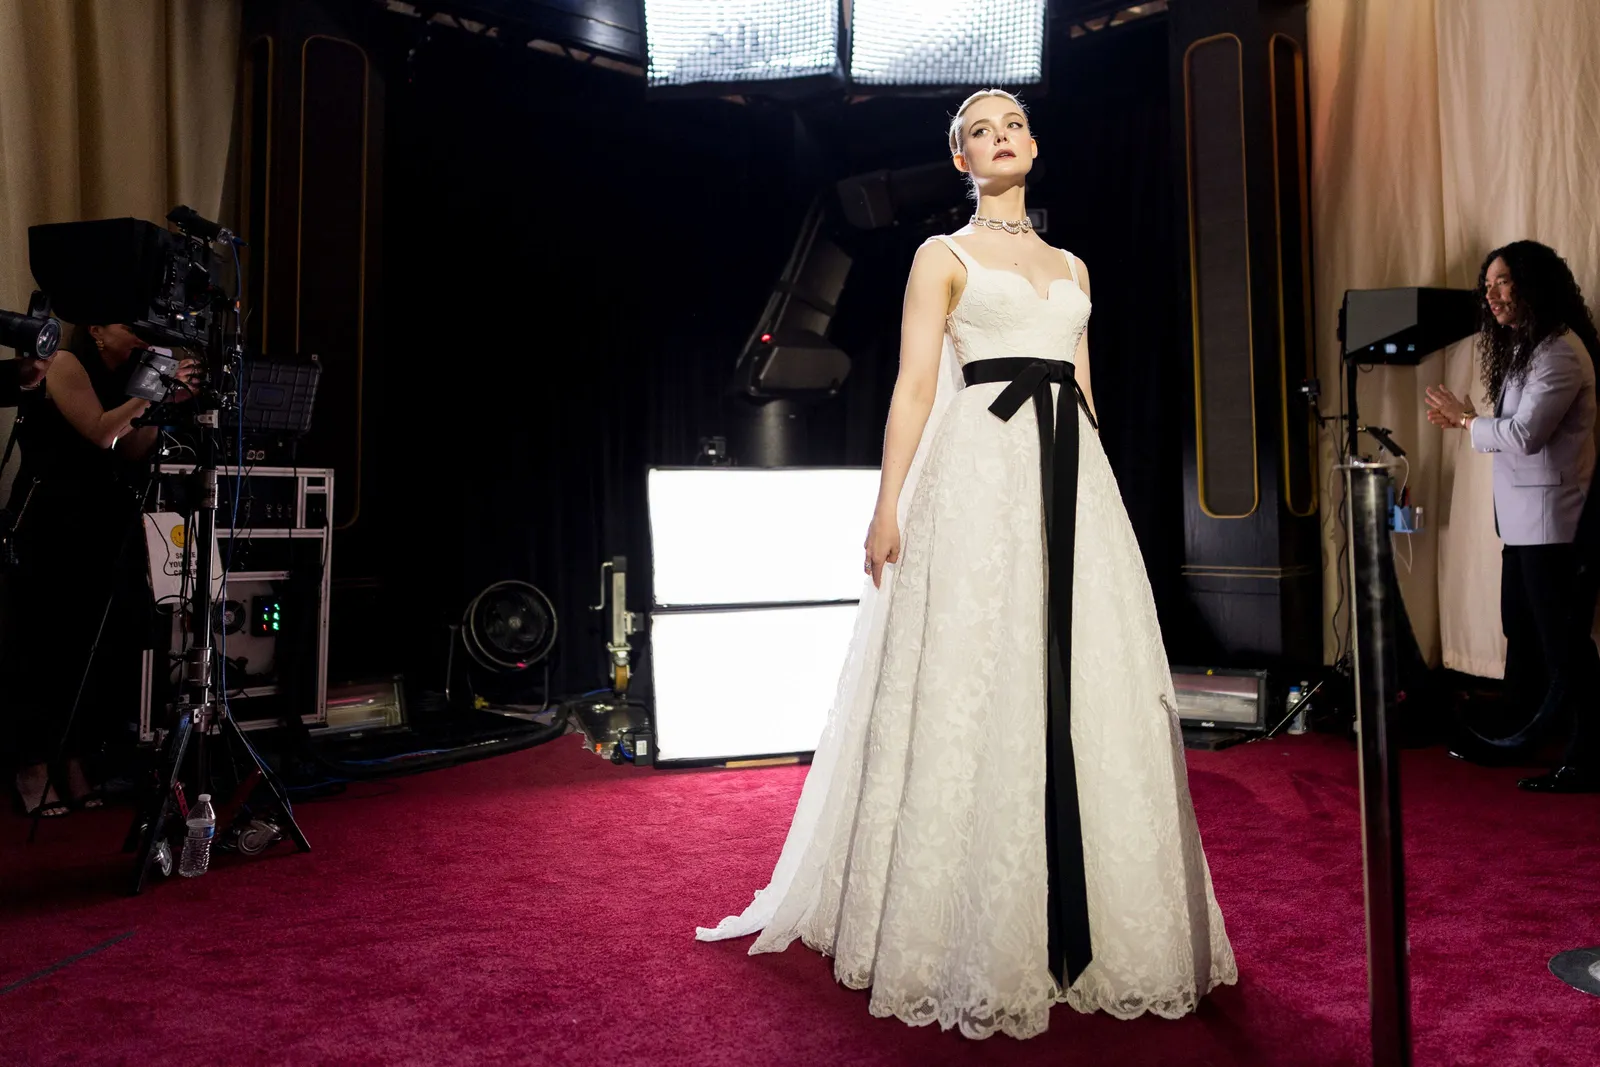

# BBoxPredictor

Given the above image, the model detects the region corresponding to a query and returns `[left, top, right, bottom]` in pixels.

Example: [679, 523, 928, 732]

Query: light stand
[124, 288, 309, 893]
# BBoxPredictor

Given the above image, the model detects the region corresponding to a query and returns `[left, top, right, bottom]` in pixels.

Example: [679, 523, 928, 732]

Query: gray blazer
[1470, 334, 1597, 545]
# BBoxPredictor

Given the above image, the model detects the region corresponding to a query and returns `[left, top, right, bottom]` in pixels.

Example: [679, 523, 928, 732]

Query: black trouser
[1501, 543, 1600, 766]
[0, 479, 149, 771]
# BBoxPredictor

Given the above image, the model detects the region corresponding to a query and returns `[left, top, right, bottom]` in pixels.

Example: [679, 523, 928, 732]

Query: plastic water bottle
[1286, 685, 1307, 735]
[179, 794, 216, 878]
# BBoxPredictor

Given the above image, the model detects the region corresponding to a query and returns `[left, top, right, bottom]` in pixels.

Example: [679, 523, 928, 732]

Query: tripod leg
[220, 715, 310, 852]
[127, 711, 194, 895]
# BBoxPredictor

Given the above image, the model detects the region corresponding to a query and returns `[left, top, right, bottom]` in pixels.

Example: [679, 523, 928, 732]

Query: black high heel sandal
[64, 759, 104, 811]
[11, 775, 70, 818]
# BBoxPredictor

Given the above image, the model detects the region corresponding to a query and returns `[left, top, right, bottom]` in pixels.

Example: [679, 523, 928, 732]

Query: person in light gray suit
[1427, 240, 1600, 793]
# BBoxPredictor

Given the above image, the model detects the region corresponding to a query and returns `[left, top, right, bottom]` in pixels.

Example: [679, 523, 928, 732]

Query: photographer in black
[2, 322, 197, 817]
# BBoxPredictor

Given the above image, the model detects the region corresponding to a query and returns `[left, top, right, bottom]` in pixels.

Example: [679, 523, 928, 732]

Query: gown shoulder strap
[1060, 248, 1080, 286]
[929, 234, 978, 269]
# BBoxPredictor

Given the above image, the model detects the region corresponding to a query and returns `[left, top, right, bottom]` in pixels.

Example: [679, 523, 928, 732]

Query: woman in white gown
[697, 89, 1236, 1040]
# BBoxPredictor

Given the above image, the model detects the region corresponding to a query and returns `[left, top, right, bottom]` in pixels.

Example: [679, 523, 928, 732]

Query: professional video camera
[0, 291, 61, 360]
[30, 207, 240, 409]
[28, 205, 231, 352]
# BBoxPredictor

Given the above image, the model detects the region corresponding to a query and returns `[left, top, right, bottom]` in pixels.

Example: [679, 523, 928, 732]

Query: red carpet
[2, 733, 1596, 1067]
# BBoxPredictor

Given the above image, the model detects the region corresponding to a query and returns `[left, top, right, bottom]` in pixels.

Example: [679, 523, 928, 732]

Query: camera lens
[34, 317, 61, 358]
[0, 308, 60, 359]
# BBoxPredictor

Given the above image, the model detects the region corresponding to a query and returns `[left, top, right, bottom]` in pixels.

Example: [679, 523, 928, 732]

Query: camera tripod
[124, 334, 310, 894]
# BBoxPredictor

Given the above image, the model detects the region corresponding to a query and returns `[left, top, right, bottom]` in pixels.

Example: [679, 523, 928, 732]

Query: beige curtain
[0, 0, 240, 493]
[1307, 0, 1600, 677]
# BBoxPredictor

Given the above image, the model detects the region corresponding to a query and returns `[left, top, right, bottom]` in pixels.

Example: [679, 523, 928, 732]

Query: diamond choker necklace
[970, 213, 1033, 234]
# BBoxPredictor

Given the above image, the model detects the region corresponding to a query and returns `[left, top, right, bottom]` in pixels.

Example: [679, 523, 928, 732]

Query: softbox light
[642, 0, 842, 95]
[848, 0, 1048, 88]
[651, 605, 857, 763]
[648, 467, 878, 606]
[646, 466, 879, 764]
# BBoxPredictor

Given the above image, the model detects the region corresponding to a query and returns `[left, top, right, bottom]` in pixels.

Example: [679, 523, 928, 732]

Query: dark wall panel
[296, 36, 371, 529]
[1170, 1, 1321, 668]
[1185, 34, 1258, 521]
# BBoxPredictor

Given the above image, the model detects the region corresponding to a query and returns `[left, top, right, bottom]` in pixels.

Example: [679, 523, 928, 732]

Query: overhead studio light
[642, 0, 842, 95]
[848, 0, 1048, 88]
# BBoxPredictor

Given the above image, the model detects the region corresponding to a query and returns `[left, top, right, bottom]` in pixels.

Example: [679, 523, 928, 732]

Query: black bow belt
[961, 356, 1094, 989]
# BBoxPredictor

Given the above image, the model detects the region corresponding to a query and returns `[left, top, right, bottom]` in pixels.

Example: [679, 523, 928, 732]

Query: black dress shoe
[1516, 766, 1600, 793]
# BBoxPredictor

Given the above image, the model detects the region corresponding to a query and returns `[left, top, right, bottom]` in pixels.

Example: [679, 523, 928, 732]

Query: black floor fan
[445, 580, 560, 717]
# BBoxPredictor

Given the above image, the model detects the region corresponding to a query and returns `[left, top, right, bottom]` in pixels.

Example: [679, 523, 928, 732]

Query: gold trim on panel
[1183, 33, 1259, 520]
[1269, 33, 1317, 518]
[241, 35, 274, 353]
[1181, 563, 1317, 579]
[296, 34, 370, 531]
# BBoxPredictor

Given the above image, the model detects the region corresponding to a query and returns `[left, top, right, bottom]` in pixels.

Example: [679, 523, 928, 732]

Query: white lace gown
[697, 234, 1237, 1040]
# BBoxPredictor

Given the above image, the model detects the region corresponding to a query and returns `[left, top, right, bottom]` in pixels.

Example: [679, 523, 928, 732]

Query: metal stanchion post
[1347, 458, 1412, 1067]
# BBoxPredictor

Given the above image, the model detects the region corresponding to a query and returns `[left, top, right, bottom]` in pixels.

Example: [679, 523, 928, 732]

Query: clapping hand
[1424, 384, 1475, 429]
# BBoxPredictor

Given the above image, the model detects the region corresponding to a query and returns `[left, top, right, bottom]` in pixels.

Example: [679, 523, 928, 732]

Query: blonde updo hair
[947, 88, 1028, 156]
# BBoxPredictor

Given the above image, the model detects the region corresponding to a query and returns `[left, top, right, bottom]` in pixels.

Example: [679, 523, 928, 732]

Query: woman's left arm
[1072, 255, 1097, 425]
[1470, 339, 1583, 455]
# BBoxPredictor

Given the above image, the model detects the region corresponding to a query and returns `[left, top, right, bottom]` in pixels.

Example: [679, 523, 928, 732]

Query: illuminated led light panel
[849, 0, 1047, 87]
[643, 0, 840, 88]
[648, 468, 879, 607]
[650, 604, 856, 761]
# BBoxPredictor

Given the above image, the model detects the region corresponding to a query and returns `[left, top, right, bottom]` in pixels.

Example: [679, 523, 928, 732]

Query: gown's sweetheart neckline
[946, 251, 1092, 315]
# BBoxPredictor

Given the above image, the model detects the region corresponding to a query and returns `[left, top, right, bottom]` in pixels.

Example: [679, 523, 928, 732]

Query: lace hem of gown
[1061, 963, 1238, 1024]
[798, 931, 1240, 1041]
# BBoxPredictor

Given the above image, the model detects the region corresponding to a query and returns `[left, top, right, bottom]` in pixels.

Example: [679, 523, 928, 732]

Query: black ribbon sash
[961, 356, 1097, 989]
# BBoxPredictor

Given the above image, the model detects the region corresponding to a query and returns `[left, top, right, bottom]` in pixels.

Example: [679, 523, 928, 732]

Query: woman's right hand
[170, 359, 202, 402]
[864, 508, 901, 588]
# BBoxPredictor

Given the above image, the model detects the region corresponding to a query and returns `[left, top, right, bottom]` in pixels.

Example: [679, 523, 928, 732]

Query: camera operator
[2, 322, 198, 817]
[1426, 240, 1600, 794]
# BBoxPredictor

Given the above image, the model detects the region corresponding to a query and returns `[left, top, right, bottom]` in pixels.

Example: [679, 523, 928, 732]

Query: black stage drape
[346, 19, 1180, 700]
